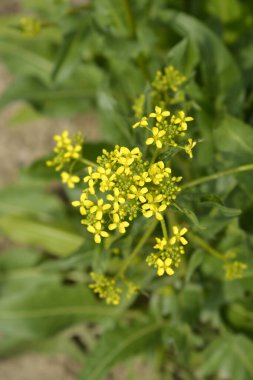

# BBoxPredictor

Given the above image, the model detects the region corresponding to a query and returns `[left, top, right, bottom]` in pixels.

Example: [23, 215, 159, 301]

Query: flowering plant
[1, 1, 253, 379]
[47, 66, 249, 308]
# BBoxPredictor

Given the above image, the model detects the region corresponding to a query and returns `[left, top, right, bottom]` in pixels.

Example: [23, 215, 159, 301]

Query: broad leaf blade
[78, 320, 164, 380]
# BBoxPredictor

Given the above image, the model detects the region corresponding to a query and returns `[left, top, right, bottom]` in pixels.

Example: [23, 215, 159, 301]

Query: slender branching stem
[160, 217, 168, 240]
[118, 219, 158, 277]
[79, 158, 98, 168]
[188, 231, 225, 261]
[182, 163, 253, 190]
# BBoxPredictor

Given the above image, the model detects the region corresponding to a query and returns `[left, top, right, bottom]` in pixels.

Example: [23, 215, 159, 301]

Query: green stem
[123, 0, 137, 38]
[79, 158, 98, 168]
[182, 163, 253, 190]
[160, 218, 168, 240]
[118, 219, 158, 277]
[188, 231, 225, 261]
[150, 149, 159, 164]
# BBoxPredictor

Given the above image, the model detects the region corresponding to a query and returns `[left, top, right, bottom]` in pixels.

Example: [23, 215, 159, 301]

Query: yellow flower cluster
[61, 172, 80, 188]
[72, 146, 182, 243]
[146, 226, 188, 276]
[224, 261, 247, 280]
[46, 131, 83, 188]
[151, 65, 186, 108]
[47, 131, 83, 170]
[132, 94, 145, 119]
[89, 272, 122, 305]
[20, 17, 42, 37]
[47, 66, 197, 304]
[133, 65, 187, 119]
[133, 106, 196, 158]
[152, 65, 186, 93]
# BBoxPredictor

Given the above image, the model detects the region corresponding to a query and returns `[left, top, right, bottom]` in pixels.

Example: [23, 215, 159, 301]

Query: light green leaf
[214, 115, 253, 162]
[158, 10, 244, 113]
[198, 334, 253, 379]
[0, 283, 118, 341]
[186, 250, 203, 282]
[167, 37, 199, 76]
[0, 179, 64, 218]
[0, 215, 83, 256]
[78, 320, 164, 380]
[0, 40, 52, 81]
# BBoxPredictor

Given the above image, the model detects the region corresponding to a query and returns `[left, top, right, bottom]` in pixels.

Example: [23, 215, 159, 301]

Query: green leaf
[0, 215, 83, 256]
[78, 320, 164, 380]
[0, 247, 39, 271]
[198, 334, 253, 379]
[0, 283, 118, 341]
[0, 179, 64, 218]
[186, 250, 203, 282]
[0, 64, 103, 116]
[52, 27, 88, 82]
[159, 10, 244, 113]
[167, 37, 199, 76]
[174, 202, 204, 229]
[214, 115, 253, 163]
[0, 40, 52, 82]
[199, 195, 242, 218]
[223, 303, 253, 335]
[206, 0, 242, 23]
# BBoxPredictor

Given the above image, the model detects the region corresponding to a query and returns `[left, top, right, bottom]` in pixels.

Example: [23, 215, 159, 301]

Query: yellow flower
[146, 127, 166, 149]
[84, 167, 99, 194]
[72, 194, 94, 216]
[64, 144, 82, 159]
[47, 131, 84, 171]
[20, 17, 41, 37]
[61, 172, 80, 188]
[84, 167, 99, 183]
[99, 170, 116, 192]
[87, 221, 109, 243]
[132, 94, 144, 119]
[115, 147, 141, 175]
[54, 130, 71, 146]
[108, 213, 129, 233]
[224, 261, 247, 280]
[133, 172, 151, 187]
[142, 194, 166, 220]
[174, 111, 193, 131]
[156, 258, 174, 276]
[89, 272, 122, 305]
[132, 117, 148, 129]
[127, 185, 148, 203]
[184, 138, 197, 159]
[118, 147, 141, 165]
[154, 237, 167, 250]
[148, 161, 171, 185]
[72, 192, 88, 207]
[106, 188, 125, 212]
[90, 199, 111, 220]
[170, 226, 188, 245]
[149, 106, 170, 122]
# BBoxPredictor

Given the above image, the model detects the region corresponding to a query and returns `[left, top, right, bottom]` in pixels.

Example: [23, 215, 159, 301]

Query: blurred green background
[1, 1, 253, 379]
